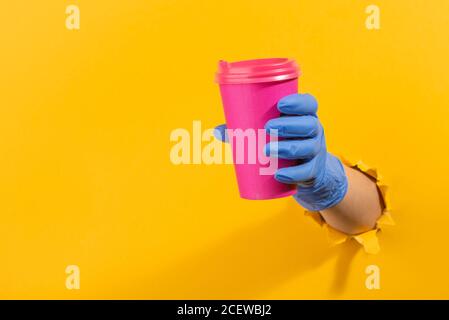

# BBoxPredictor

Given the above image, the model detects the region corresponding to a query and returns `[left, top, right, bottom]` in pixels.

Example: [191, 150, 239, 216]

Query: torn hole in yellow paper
[304, 157, 394, 254]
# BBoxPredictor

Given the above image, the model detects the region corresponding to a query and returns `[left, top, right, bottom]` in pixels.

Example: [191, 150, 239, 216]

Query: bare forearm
[320, 165, 383, 235]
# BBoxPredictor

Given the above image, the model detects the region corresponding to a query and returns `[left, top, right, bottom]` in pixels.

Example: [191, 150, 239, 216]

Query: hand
[215, 93, 348, 211]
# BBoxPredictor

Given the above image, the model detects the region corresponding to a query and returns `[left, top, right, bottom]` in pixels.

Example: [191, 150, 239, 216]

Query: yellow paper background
[1, 0, 448, 299]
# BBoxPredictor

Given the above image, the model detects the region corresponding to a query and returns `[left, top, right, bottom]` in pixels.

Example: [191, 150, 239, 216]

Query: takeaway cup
[215, 58, 300, 200]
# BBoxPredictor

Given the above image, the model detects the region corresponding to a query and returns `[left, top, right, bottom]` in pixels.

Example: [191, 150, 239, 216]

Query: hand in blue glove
[214, 93, 348, 211]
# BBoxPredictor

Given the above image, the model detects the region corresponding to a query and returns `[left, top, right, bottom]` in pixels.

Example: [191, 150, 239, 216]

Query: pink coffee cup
[215, 58, 300, 200]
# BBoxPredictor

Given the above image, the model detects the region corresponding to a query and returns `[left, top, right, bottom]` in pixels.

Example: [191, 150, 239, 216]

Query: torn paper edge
[304, 156, 394, 254]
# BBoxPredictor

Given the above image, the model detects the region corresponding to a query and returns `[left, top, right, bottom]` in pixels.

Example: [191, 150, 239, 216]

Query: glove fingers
[277, 93, 318, 115]
[265, 116, 320, 138]
[265, 138, 320, 160]
[274, 156, 320, 184]
[213, 124, 228, 142]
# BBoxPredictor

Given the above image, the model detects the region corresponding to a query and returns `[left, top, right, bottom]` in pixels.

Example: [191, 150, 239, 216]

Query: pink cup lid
[215, 58, 300, 84]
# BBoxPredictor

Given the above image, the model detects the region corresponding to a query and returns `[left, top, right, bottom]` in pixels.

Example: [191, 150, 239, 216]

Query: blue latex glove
[214, 93, 348, 211]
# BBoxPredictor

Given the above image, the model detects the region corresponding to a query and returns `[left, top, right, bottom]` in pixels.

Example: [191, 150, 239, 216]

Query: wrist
[293, 153, 348, 211]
